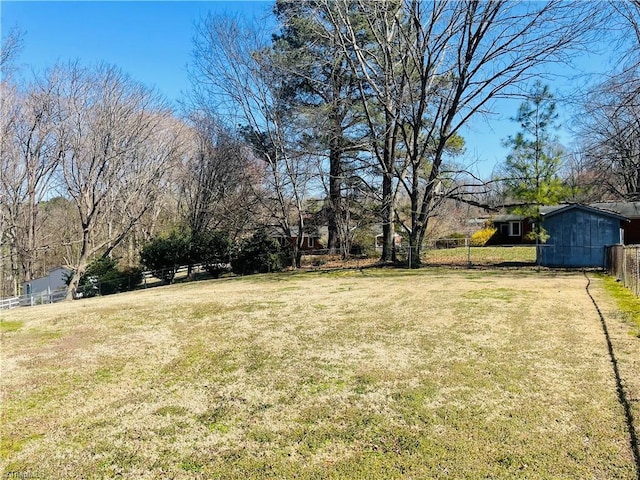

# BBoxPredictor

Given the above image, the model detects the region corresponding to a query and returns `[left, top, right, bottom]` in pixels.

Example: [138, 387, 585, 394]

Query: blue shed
[21, 266, 71, 304]
[539, 204, 628, 268]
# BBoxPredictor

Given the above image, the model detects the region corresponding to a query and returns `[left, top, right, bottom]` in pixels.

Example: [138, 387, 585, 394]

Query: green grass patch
[601, 274, 640, 337]
[0, 320, 23, 333]
[154, 405, 189, 416]
[423, 245, 536, 266]
[0, 433, 44, 458]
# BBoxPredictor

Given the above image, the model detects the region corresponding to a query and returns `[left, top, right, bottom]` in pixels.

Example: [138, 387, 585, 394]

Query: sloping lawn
[1, 269, 638, 479]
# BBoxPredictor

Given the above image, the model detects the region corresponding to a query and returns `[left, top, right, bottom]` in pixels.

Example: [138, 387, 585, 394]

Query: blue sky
[0, 1, 618, 178]
[1, 1, 273, 104]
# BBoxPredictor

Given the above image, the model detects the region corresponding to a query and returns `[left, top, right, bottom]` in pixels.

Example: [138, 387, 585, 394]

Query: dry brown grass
[1, 268, 638, 479]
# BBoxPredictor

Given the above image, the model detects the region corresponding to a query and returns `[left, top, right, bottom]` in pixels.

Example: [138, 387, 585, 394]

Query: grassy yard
[422, 245, 537, 266]
[1, 268, 639, 479]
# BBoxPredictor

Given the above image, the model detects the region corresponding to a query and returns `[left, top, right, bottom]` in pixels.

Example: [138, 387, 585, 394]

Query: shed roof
[541, 203, 629, 221]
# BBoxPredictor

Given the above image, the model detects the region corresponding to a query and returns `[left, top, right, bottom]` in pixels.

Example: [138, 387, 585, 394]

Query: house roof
[268, 226, 321, 238]
[492, 205, 565, 223]
[492, 214, 525, 222]
[590, 202, 640, 219]
[541, 203, 629, 221]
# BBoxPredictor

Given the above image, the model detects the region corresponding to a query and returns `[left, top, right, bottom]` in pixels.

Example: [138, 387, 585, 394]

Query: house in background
[374, 231, 403, 251]
[489, 213, 533, 244]
[488, 206, 563, 245]
[21, 266, 71, 305]
[538, 204, 628, 268]
[275, 227, 325, 252]
[489, 202, 640, 247]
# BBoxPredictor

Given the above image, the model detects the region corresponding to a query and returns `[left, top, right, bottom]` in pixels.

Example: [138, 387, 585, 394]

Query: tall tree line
[0, 62, 185, 297]
[570, 1, 640, 201]
[0, 55, 261, 297]
[5, 0, 640, 297]
[190, 0, 597, 263]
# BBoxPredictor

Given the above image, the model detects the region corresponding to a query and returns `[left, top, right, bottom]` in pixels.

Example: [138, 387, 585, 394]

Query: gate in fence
[607, 245, 640, 297]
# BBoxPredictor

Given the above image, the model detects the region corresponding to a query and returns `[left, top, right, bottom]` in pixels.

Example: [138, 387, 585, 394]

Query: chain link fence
[607, 245, 640, 297]
[300, 240, 537, 270]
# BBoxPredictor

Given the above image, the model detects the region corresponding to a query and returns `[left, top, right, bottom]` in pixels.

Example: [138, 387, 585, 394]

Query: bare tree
[610, 0, 640, 64]
[0, 28, 23, 78]
[0, 80, 21, 296]
[578, 73, 640, 200]
[190, 15, 318, 268]
[179, 114, 259, 239]
[0, 67, 64, 289]
[56, 63, 182, 298]
[321, 0, 596, 263]
[572, 2, 640, 200]
[38, 196, 83, 273]
[1, 28, 24, 296]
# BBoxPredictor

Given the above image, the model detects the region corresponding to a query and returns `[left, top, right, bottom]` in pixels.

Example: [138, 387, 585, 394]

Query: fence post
[636, 247, 640, 297]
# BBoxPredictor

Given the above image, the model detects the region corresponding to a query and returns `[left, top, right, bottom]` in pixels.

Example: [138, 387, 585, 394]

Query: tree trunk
[328, 146, 342, 255]
[65, 257, 87, 301]
[65, 229, 90, 300]
[381, 169, 395, 263]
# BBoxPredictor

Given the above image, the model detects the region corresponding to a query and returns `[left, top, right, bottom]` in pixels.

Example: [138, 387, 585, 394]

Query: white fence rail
[0, 290, 67, 310]
[0, 296, 20, 310]
[0, 264, 204, 311]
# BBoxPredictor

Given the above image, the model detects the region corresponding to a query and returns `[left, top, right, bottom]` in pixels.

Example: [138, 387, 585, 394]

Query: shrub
[470, 226, 497, 247]
[140, 232, 190, 283]
[75, 257, 142, 297]
[194, 231, 232, 278]
[119, 266, 144, 290]
[434, 236, 466, 249]
[231, 230, 286, 275]
[141, 230, 233, 282]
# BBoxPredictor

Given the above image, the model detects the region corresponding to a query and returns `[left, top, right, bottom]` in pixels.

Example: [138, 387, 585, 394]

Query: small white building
[21, 266, 71, 305]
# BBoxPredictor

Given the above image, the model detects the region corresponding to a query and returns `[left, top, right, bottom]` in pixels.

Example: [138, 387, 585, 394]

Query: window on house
[509, 221, 521, 237]
[308, 237, 314, 248]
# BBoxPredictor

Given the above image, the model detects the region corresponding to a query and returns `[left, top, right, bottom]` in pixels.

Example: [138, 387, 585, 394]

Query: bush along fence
[607, 245, 640, 297]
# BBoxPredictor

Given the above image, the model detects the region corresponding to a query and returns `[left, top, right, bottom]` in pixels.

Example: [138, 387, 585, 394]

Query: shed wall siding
[23, 267, 70, 296]
[540, 210, 622, 267]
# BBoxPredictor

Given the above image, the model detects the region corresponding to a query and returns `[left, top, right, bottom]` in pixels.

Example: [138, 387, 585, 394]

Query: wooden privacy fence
[607, 245, 640, 297]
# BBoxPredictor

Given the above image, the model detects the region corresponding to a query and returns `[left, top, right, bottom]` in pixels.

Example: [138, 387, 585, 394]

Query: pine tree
[501, 81, 569, 245]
